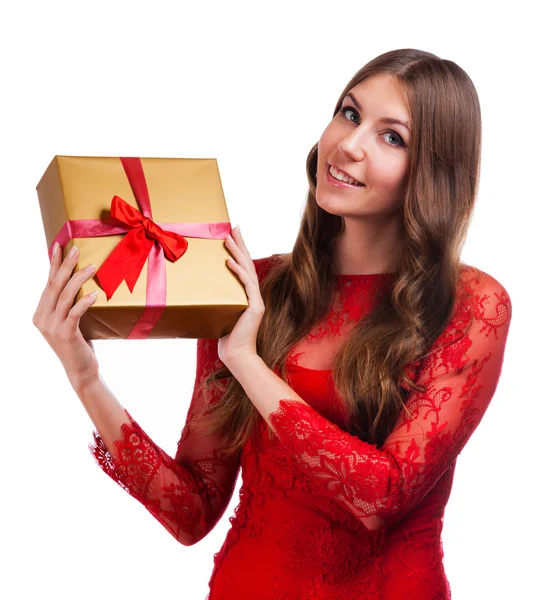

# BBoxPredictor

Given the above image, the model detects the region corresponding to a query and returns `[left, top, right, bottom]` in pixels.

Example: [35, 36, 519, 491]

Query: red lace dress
[89, 254, 512, 600]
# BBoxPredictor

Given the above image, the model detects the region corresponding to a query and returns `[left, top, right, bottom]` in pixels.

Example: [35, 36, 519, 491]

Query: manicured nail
[69, 245, 78, 258]
[52, 242, 59, 257]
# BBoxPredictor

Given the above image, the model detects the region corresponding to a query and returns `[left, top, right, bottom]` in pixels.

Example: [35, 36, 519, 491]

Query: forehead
[348, 75, 410, 121]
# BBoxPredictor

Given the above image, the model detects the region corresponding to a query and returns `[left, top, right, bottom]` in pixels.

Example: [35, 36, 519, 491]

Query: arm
[87, 337, 239, 546]
[86, 254, 279, 545]
[228, 272, 513, 531]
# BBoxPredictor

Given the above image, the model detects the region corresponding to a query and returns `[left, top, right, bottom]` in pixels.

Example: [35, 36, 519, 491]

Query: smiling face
[316, 74, 411, 220]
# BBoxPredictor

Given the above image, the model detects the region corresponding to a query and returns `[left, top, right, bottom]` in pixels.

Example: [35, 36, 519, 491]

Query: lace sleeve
[268, 271, 512, 530]
[88, 337, 239, 546]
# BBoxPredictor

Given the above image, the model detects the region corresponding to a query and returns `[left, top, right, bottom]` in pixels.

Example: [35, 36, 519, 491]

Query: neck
[333, 214, 403, 275]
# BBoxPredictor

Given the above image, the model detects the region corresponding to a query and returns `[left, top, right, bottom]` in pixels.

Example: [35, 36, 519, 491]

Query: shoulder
[458, 263, 512, 322]
[437, 263, 513, 354]
[418, 263, 513, 374]
[253, 253, 288, 283]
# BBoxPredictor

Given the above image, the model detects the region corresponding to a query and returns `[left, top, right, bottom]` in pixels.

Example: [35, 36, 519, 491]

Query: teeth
[329, 165, 363, 186]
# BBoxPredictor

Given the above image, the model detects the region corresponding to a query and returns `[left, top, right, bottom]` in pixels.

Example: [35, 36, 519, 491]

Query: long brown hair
[190, 48, 482, 457]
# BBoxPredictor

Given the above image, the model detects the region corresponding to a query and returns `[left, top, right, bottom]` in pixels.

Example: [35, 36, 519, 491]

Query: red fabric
[88, 254, 512, 599]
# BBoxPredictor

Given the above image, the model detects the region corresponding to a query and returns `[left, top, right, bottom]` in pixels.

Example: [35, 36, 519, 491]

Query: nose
[337, 128, 366, 162]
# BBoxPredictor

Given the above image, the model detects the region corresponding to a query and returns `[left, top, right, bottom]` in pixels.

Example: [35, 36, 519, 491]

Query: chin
[315, 193, 345, 218]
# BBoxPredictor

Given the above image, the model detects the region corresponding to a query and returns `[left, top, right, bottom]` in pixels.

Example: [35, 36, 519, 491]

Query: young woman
[33, 48, 512, 599]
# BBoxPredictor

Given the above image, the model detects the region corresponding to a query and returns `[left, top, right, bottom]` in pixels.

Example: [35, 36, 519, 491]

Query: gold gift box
[36, 155, 248, 340]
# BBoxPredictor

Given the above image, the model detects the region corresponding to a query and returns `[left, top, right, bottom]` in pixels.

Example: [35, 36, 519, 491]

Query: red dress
[89, 254, 512, 599]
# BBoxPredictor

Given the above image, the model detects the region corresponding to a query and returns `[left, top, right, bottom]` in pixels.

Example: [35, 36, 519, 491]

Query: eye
[382, 131, 406, 148]
[338, 104, 407, 149]
[339, 105, 359, 124]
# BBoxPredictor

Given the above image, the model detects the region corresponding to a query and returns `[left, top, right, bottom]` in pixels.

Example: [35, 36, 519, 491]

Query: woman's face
[316, 74, 411, 219]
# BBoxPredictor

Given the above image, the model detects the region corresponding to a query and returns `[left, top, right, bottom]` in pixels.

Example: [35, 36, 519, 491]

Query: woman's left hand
[218, 226, 265, 368]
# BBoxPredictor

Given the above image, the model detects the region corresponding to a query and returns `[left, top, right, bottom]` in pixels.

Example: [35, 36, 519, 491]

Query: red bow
[95, 194, 188, 300]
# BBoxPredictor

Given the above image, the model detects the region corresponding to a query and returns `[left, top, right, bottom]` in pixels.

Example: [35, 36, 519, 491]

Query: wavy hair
[190, 48, 482, 457]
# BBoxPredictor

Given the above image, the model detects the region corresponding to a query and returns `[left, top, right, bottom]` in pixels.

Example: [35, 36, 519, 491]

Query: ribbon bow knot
[95, 194, 188, 300]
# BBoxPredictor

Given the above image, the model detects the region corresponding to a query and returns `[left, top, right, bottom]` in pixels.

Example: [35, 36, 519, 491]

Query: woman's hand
[32, 243, 101, 393]
[218, 226, 265, 367]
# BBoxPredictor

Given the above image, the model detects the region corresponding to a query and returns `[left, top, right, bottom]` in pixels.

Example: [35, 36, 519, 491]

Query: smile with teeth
[328, 164, 365, 186]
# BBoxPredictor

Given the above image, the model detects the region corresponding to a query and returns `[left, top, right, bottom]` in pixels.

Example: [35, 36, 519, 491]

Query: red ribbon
[95, 194, 188, 300]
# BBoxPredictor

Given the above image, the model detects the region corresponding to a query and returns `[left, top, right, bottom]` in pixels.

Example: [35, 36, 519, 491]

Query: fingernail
[52, 242, 59, 257]
[236, 224, 241, 235]
[69, 245, 78, 258]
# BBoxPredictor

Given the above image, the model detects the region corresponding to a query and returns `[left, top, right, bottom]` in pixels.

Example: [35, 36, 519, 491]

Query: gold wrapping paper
[36, 155, 248, 340]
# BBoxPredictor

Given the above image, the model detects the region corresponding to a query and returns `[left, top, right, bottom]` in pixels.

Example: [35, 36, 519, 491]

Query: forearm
[80, 370, 238, 546]
[226, 353, 308, 429]
[75, 374, 133, 461]
[225, 354, 398, 527]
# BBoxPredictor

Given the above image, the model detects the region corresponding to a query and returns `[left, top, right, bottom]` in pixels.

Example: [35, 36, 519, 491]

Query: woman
[33, 48, 513, 599]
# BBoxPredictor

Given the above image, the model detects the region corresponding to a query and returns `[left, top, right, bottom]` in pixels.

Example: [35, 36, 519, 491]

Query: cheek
[369, 155, 407, 190]
[316, 134, 333, 180]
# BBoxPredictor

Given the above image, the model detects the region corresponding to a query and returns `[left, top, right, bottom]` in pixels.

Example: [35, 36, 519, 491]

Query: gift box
[36, 155, 248, 340]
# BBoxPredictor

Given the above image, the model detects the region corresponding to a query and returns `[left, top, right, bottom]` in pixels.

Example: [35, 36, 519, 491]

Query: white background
[2, 1, 557, 598]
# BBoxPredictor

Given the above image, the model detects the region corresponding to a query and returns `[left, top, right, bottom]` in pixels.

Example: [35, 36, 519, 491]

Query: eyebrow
[345, 92, 410, 133]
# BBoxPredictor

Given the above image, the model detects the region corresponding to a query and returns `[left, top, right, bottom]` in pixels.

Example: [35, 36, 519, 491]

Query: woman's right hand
[32, 243, 101, 392]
